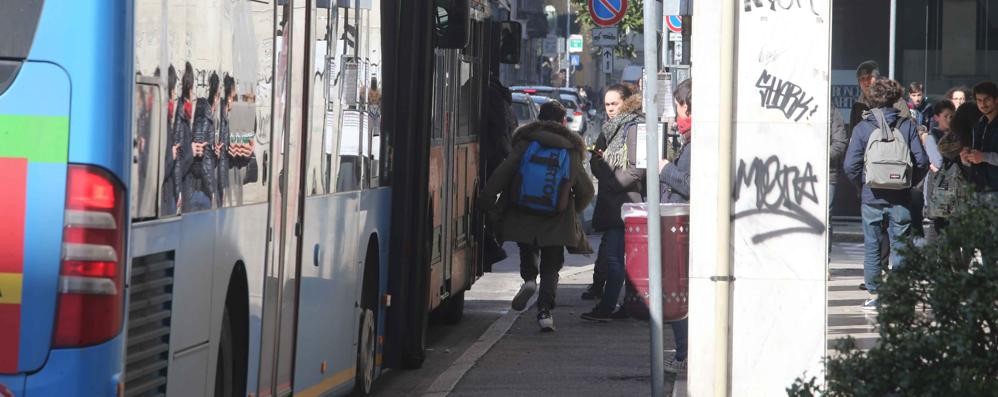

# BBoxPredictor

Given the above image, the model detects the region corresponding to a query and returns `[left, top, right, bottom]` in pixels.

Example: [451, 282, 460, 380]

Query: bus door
[257, 1, 308, 396]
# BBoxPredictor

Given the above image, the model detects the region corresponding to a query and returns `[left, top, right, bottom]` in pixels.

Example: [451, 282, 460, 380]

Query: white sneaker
[511, 280, 536, 311]
[537, 310, 556, 332]
[664, 357, 687, 374]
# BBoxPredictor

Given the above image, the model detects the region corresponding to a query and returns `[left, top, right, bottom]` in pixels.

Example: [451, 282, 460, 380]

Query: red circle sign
[588, 0, 628, 27]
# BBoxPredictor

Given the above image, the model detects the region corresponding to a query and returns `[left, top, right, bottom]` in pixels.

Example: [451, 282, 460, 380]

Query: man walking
[844, 79, 930, 310]
[481, 101, 595, 332]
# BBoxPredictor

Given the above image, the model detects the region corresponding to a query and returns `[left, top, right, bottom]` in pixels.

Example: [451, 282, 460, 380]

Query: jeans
[517, 243, 564, 311]
[590, 238, 608, 294]
[671, 319, 688, 361]
[596, 228, 626, 313]
[860, 203, 912, 293]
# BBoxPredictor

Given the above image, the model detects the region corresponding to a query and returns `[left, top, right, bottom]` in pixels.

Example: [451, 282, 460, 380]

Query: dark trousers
[517, 243, 564, 311]
[596, 228, 626, 313]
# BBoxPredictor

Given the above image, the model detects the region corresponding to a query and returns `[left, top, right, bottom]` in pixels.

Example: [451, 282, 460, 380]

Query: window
[132, 82, 161, 220]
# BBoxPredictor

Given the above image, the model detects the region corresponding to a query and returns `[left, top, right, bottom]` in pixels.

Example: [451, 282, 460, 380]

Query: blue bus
[0, 0, 518, 396]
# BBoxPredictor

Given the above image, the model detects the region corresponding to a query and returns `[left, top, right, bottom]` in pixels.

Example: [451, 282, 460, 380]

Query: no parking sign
[588, 0, 628, 27]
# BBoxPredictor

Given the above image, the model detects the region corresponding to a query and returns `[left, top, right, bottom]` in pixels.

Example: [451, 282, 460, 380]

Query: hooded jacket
[844, 107, 929, 205]
[590, 96, 645, 231]
[481, 121, 595, 248]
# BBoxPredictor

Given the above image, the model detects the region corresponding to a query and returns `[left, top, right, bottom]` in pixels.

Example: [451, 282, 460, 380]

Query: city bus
[0, 0, 518, 396]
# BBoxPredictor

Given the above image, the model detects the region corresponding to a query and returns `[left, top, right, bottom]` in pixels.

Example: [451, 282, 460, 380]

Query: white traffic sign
[568, 34, 584, 53]
[543, 37, 559, 56]
[601, 48, 613, 72]
[592, 27, 618, 47]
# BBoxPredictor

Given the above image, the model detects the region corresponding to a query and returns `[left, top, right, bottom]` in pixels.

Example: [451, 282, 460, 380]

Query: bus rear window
[0, 1, 44, 60]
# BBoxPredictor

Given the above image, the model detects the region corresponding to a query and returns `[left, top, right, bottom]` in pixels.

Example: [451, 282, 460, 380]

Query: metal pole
[714, 1, 737, 395]
[566, 0, 571, 88]
[643, 1, 664, 395]
[889, 0, 897, 79]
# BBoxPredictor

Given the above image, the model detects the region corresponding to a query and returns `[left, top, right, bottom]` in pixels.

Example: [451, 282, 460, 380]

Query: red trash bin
[623, 203, 690, 321]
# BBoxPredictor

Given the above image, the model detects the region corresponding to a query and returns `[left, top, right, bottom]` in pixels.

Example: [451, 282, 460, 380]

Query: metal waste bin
[622, 203, 689, 321]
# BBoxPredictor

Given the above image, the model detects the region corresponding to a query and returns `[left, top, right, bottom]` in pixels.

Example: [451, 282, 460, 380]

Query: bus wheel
[215, 307, 235, 397]
[430, 290, 464, 325]
[352, 308, 377, 396]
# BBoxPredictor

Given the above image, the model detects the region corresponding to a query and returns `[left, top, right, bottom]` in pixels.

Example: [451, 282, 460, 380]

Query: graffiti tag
[733, 156, 823, 243]
[756, 69, 819, 122]
[744, 0, 820, 17]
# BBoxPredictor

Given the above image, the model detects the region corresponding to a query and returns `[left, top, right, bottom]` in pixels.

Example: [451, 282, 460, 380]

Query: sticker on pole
[588, 0, 628, 27]
[666, 15, 682, 33]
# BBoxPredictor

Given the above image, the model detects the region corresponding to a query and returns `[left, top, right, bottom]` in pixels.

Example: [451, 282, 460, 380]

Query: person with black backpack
[480, 101, 595, 332]
[844, 79, 930, 311]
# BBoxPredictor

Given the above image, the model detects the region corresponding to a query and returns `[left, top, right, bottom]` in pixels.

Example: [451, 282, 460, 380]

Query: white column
[688, 0, 831, 394]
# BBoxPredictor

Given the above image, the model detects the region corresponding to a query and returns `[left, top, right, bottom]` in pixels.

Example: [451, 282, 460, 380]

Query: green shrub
[789, 193, 998, 396]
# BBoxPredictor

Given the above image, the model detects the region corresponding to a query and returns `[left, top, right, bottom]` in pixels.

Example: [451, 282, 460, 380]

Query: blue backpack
[511, 141, 572, 214]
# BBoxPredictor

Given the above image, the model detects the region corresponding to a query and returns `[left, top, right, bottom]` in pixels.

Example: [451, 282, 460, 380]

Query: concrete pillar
[688, 1, 831, 394]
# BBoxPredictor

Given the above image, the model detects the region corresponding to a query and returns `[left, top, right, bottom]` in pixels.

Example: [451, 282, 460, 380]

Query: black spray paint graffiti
[756, 69, 819, 122]
[733, 156, 824, 243]
[744, 0, 820, 16]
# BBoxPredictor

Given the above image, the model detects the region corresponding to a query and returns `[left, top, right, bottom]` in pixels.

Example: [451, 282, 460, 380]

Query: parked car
[511, 92, 539, 128]
[512, 86, 589, 134]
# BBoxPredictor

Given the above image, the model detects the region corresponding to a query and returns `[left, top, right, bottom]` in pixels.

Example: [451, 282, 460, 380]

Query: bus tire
[351, 308, 377, 396]
[430, 290, 464, 325]
[214, 307, 235, 397]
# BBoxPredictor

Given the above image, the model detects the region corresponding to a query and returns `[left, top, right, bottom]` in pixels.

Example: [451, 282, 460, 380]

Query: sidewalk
[450, 267, 679, 396]
[440, 237, 871, 397]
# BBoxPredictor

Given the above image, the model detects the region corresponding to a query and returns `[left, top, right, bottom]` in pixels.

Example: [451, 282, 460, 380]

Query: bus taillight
[53, 165, 126, 347]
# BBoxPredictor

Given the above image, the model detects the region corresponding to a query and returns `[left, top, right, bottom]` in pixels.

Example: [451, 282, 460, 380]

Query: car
[512, 86, 590, 134]
[511, 92, 540, 128]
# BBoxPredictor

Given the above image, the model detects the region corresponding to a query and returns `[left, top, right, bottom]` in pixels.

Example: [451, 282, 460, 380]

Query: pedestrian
[961, 81, 998, 192]
[946, 86, 970, 110]
[922, 100, 956, 175]
[481, 101, 595, 332]
[829, 104, 849, 245]
[907, 81, 930, 127]
[581, 84, 645, 322]
[849, 62, 915, 290]
[923, 100, 971, 240]
[658, 78, 692, 374]
[843, 78, 930, 311]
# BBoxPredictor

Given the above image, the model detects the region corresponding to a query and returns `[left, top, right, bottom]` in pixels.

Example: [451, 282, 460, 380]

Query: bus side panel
[358, 187, 392, 373]
[0, 61, 70, 374]
[23, 334, 123, 395]
[212, 204, 271, 396]
[29, 0, 132, 180]
[294, 193, 361, 395]
[427, 145, 445, 310]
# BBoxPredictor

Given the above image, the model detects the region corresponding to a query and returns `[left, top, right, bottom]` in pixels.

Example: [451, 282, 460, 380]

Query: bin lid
[621, 203, 690, 220]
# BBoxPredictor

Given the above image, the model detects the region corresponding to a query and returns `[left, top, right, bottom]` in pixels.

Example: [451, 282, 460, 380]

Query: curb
[422, 264, 596, 397]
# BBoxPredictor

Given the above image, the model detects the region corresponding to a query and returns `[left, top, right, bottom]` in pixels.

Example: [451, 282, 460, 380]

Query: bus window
[306, 5, 334, 196]
[365, 4, 388, 188]
[132, 81, 161, 220]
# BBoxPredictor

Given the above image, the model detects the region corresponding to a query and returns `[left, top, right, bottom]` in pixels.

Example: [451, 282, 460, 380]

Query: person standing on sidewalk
[581, 84, 645, 322]
[844, 79, 930, 311]
[481, 101, 595, 332]
[658, 78, 692, 374]
[963, 81, 998, 192]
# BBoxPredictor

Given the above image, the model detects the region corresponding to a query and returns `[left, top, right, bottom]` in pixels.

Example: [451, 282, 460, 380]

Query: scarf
[601, 111, 642, 170]
[676, 116, 692, 143]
